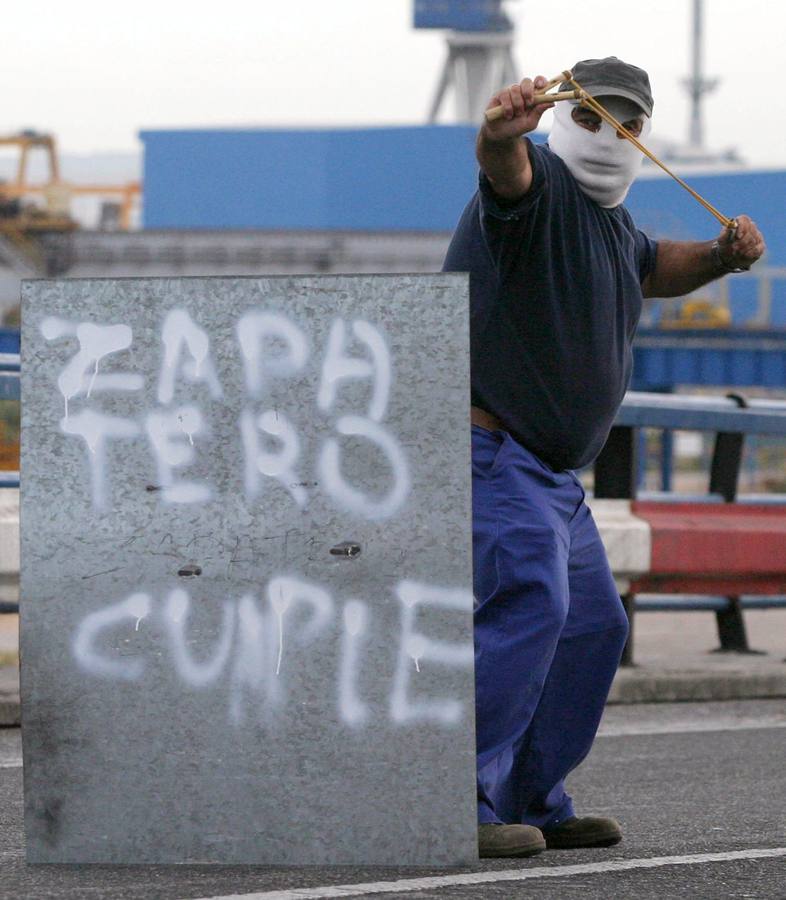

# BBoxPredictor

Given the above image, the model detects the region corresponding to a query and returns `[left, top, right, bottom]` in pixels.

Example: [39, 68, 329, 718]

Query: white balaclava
[548, 96, 652, 208]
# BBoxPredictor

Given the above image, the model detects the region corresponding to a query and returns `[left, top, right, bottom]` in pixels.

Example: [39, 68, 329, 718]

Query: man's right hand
[482, 76, 555, 141]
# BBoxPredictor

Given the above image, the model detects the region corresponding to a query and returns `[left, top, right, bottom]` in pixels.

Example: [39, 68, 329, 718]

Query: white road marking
[598, 720, 786, 738]
[0, 760, 22, 769]
[187, 848, 786, 900]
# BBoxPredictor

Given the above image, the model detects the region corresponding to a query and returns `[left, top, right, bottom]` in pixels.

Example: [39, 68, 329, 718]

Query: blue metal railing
[597, 392, 786, 660]
[0, 328, 19, 354]
[616, 391, 786, 435]
[0, 352, 20, 492]
[0, 352, 20, 403]
[1, 351, 20, 614]
[636, 595, 786, 612]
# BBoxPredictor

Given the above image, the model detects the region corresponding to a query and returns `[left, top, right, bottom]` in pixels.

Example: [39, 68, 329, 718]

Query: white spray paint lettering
[240, 409, 307, 507]
[158, 308, 223, 405]
[338, 600, 370, 726]
[71, 578, 473, 728]
[230, 594, 273, 725]
[60, 409, 140, 509]
[319, 415, 411, 520]
[267, 575, 334, 678]
[390, 581, 474, 725]
[270, 582, 290, 677]
[164, 588, 236, 687]
[318, 318, 391, 421]
[41, 318, 143, 419]
[237, 311, 309, 398]
[72, 593, 151, 680]
[145, 406, 212, 504]
[40, 316, 78, 341]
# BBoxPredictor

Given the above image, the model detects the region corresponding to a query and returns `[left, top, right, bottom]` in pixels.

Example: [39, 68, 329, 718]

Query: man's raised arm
[476, 75, 554, 201]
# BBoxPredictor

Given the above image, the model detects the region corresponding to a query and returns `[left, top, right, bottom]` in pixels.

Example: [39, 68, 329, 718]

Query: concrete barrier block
[589, 498, 652, 580]
[0, 488, 20, 574]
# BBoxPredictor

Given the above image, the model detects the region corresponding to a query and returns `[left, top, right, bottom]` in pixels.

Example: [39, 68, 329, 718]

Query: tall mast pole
[684, 0, 718, 148]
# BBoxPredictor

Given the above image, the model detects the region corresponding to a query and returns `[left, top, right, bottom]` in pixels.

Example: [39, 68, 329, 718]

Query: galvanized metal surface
[20, 274, 476, 865]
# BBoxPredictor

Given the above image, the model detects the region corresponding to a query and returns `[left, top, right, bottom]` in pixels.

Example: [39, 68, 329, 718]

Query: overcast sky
[1, 0, 781, 166]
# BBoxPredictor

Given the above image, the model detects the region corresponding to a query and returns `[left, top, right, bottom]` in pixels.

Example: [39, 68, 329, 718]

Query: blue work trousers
[472, 425, 629, 829]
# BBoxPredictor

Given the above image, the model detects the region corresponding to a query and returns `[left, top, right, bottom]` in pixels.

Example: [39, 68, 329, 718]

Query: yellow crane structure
[0, 130, 140, 274]
[0, 131, 140, 231]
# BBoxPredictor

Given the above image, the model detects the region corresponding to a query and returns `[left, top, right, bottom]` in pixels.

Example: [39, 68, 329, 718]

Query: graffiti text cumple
[71, 578, 474, 728]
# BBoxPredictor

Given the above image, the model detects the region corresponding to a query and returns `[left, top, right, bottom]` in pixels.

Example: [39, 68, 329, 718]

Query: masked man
[443, 57, 765, 858]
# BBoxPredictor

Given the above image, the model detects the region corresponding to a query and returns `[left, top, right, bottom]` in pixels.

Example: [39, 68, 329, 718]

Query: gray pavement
[609, 607, 786, 703]
[1, 699, 786, 899]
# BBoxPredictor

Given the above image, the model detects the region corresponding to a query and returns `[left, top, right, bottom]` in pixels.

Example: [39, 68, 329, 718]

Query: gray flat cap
[561, 56, 654, 116]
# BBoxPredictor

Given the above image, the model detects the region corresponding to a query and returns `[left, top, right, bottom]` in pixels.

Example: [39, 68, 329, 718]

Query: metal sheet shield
[20, 274, 477, 865]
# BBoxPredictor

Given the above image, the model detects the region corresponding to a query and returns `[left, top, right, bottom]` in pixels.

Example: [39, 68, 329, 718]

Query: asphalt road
[2, 699, 785, 900]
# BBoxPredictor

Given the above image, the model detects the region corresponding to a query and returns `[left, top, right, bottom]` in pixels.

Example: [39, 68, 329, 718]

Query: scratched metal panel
[20, 274, 476, 865]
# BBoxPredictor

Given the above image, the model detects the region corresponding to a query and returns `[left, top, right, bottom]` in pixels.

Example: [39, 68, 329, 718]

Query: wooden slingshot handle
[485, 89, 580, 122]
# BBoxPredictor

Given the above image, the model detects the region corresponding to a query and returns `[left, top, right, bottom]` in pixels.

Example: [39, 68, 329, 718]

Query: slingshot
[485, 69, 736, 231]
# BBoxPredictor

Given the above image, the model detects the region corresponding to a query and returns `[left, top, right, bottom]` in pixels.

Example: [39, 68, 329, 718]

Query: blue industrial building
[140, 126, 480, 232]
[413, 0, 513, 31]
[140, 125, 786, 261]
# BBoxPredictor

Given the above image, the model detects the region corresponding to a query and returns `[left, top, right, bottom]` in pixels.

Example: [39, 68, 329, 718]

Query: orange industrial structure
[0, 131, 140, 231]
[0, 131, 141, 471]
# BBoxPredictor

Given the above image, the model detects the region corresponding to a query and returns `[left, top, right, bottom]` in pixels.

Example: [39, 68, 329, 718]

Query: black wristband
[711, 239, 750, 274]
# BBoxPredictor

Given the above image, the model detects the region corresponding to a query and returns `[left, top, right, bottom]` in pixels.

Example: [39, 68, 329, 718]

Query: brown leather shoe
[543, 816, 622, 849]
[478, 823, 546, 858]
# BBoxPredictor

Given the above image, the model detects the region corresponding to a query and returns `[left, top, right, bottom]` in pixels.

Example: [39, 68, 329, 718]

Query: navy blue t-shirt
[443, 139, 657, 471]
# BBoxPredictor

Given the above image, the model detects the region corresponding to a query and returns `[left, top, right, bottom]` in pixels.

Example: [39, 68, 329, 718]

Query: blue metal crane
[414, 1, 520, 123]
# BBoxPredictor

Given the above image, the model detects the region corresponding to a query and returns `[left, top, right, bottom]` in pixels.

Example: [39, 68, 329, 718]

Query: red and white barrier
[0, 488, 19, 605]
[591, 497, 786, 596]
[587, 499, 652, 594]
